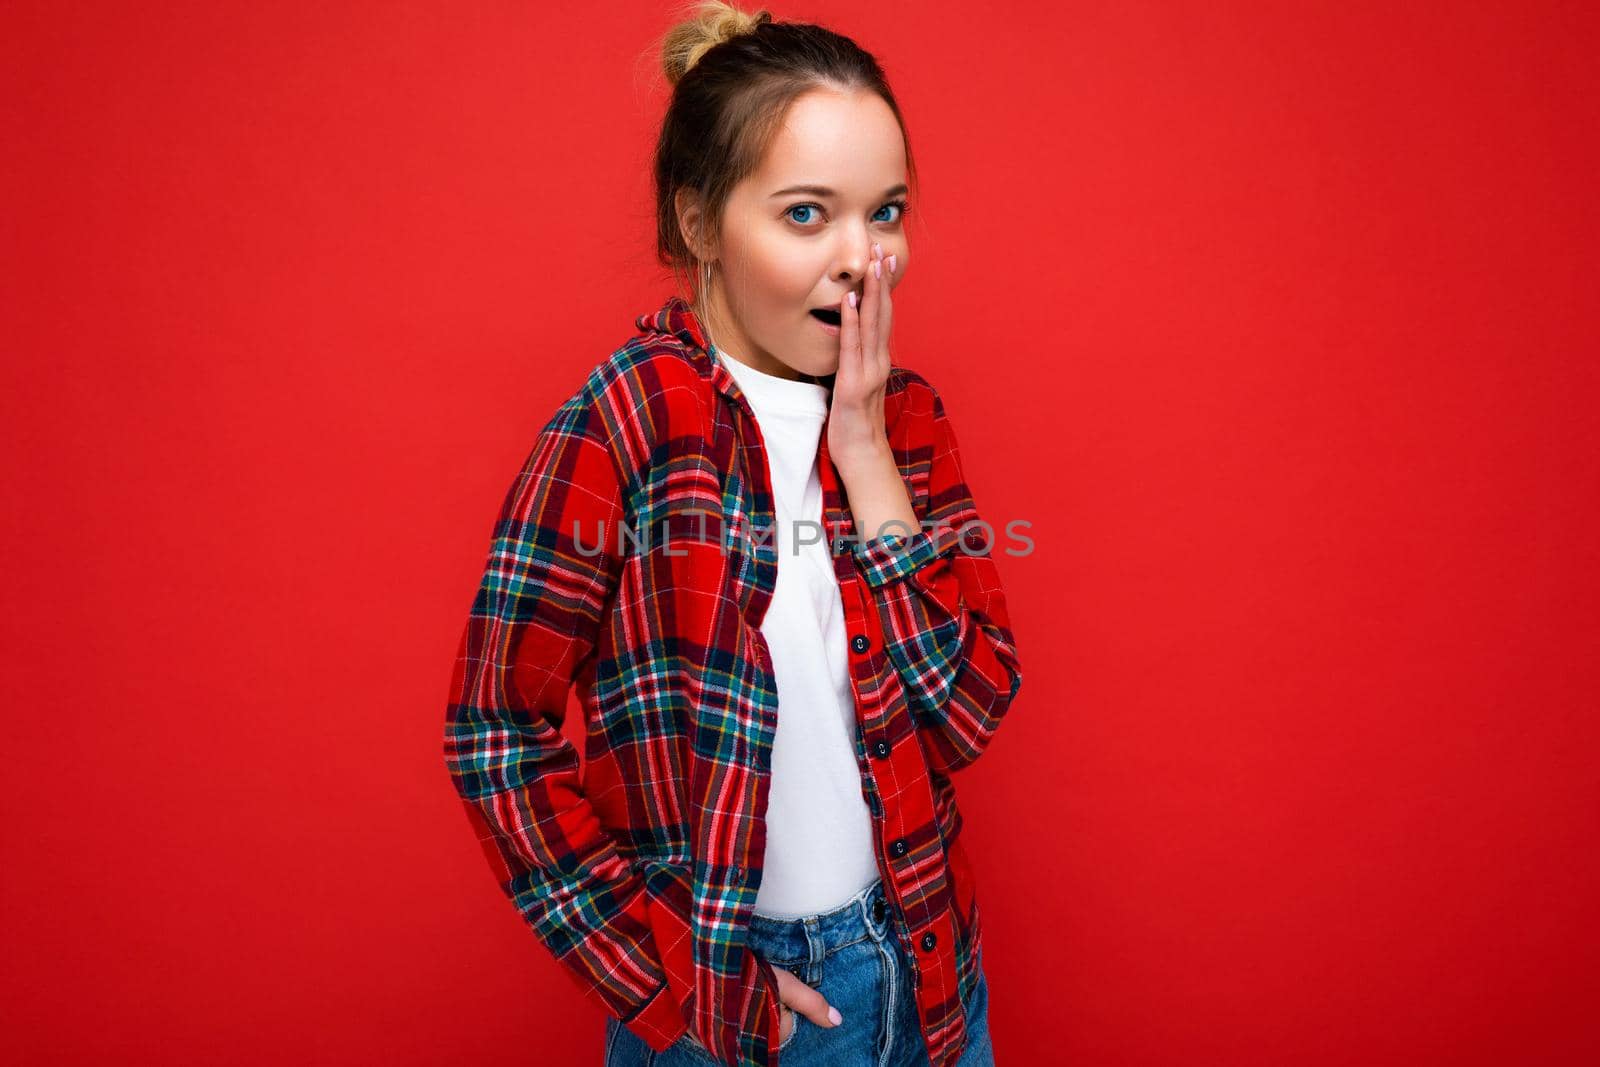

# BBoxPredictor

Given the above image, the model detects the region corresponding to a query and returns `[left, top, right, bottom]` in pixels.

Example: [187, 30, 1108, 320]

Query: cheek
[729, 241, 814, 309]
[762, 248, 821, 299]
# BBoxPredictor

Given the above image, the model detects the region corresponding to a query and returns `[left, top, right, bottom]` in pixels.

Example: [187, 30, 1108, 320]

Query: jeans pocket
[755, 950, 810, 1055]
[676, 1029, 721, 1064]
[776, 1004, 802, 1053]
[676, 1010, 800, 1064]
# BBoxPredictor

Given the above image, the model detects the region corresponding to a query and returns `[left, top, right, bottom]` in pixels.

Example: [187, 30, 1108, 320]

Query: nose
[834, 232, 872, 287]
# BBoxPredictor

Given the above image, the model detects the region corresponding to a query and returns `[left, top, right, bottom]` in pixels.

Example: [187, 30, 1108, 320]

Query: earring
[698, 260, 716, 354]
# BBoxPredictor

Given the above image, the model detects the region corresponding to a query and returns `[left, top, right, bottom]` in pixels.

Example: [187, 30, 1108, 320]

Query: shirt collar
[635, 294, 716, 379]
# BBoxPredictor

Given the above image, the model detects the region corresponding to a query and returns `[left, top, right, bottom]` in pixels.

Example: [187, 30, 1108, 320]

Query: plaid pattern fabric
[443, 295, 1023, 1067]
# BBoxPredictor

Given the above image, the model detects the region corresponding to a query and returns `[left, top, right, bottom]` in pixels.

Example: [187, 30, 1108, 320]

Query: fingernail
[848, 291, 857, 308]
[873, 260, 881, 278]
[827, 1006, 843, 1026]
[872, 242, 881, 258]
[887, 254, 897, 274]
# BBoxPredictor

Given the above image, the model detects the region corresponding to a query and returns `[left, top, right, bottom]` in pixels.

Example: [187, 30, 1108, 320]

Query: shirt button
[834, 538, 848, 554]
[920, 931, 937, 952]
[850, 634, 870, 654]
[872, 739, 891, 758]
[890, 838, 908, 857]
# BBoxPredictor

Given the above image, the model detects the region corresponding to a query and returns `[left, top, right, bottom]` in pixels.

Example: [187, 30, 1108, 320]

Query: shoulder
[884, 363, 949, 429]
[557, 332, 713, 485]
[887, 362, 937, 395]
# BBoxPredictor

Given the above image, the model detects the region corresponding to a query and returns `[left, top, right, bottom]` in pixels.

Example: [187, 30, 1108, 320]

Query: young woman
[443, 4, 1023, 1065]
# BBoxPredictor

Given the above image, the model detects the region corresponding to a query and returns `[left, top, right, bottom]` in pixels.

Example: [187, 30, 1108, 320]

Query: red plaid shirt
[443, 295, 1023, 1066]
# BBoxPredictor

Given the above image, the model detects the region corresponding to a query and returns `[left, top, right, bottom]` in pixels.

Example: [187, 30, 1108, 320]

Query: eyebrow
[768, 183, 910, 200]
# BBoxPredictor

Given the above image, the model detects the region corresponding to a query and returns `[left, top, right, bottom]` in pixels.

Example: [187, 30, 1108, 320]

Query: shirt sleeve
[441, 390, 689, 1050]
[850, 385, 1025, 775]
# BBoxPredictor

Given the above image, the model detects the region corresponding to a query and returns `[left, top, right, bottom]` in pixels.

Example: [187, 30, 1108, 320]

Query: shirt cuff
[850, 525, 963, 590]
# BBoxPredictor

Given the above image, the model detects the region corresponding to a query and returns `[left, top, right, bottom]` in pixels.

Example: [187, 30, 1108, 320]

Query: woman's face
[692, 87, 910, 382]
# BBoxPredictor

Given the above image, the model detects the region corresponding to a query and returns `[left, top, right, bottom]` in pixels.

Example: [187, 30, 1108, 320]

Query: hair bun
[661, 2, 773, 87]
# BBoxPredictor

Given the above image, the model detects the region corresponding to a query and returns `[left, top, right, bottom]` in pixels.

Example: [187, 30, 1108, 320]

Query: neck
[696, 290, 812, 383]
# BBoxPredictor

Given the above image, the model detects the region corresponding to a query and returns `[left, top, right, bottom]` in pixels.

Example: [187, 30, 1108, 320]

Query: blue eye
[784, 199, 912, 228]
[876, 200, 909, 223]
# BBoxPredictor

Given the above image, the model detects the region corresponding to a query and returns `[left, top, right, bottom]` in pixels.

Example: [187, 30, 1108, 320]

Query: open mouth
[809, 307, 842, 327]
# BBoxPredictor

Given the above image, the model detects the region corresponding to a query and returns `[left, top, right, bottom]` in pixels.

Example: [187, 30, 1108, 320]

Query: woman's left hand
[827, 241, 898, 474]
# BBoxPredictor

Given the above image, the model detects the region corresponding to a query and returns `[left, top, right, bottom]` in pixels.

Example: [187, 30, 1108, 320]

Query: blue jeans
[604, 877, 994, 1066]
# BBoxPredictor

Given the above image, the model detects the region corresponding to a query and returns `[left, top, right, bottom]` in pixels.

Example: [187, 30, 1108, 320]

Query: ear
[675, 187, 716, 263]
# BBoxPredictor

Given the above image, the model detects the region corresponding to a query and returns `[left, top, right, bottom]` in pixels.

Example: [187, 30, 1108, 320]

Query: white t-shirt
[713, 343, 880, 919]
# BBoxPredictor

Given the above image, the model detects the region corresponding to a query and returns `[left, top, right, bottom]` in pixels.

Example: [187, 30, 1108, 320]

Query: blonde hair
[660, 2, 774, 87]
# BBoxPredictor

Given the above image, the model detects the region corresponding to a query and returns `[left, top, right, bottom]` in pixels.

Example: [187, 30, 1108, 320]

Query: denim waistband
[746, 877, 893, 960]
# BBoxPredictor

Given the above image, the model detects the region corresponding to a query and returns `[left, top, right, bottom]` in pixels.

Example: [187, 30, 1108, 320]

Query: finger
[771, 965, 842, 1031]
[784, 977, 842, 1029]
[860, 244, 881, 364]
[838, 287, 861, 392]
[877, 251, 894, 376]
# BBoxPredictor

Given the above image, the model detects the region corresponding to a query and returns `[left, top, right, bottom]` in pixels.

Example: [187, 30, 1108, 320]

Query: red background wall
[3, 2, 1597, 1063]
